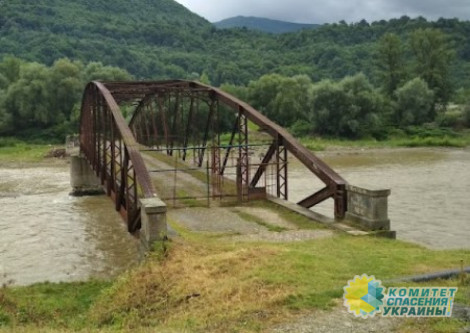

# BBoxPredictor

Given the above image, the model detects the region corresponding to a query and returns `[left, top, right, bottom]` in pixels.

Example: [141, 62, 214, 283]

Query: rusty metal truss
[79, 80, 348, 232]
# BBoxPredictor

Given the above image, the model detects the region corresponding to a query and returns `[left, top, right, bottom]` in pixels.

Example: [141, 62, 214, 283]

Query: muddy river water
[0, 161, 140, 286]
[288, 147, 470, 249]
[0, 147, 468, 286]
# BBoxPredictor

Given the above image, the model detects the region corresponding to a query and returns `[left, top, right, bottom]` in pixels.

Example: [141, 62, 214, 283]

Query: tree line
[1, 25, 470, 142]
[221, 28, 470, 139]
[0, 57, 131, 141]
[2, 0, 470, 91]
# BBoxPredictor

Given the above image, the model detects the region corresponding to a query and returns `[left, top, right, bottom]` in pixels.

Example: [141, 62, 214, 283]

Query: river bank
[1, 229, 469, 332]
[298, 129, 470, 152]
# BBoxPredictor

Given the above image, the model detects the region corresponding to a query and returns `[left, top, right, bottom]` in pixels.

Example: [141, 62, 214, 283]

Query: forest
[0, 0, 469, 142]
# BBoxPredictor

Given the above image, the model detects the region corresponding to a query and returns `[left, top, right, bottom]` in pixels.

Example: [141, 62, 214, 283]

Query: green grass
[0, 138, 57, 163]
[0, 281, 110, 330]
[1, 232, 468, 332]
[254, 236, 469, 310]
[0, 144, 52, 163]
[299, 130, 470, 151]
[399, 317, 467, 333]
[393, 277, 470, 306]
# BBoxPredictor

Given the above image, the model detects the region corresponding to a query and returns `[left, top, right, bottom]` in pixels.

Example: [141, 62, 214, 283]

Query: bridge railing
[206, 82, 348, 218]
[124, 80, 348, 218]
[79, 81, 156, 232]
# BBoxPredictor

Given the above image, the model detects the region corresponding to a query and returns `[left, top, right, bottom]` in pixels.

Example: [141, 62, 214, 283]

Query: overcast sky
[174, 0, 470, 24]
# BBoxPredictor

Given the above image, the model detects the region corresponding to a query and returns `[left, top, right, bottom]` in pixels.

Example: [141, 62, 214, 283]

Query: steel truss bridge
[79, 80, 348, 233]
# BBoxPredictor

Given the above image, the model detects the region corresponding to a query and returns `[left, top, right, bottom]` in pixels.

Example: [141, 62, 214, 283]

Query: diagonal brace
[298, 186, 335, 208]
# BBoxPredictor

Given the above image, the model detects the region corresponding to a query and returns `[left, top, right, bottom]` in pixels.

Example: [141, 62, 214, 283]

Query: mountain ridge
[213, 15, 320, 34]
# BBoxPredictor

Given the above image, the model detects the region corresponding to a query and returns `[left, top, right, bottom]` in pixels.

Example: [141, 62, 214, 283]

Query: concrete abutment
[139, 198, 168, 250]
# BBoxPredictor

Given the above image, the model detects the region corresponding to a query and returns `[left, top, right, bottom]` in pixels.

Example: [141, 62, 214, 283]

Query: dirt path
[271, 304, 404, 333]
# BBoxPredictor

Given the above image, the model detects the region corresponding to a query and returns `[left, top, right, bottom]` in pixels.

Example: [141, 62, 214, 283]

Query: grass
[393, 277, 470, 306]
[0, 281, 110, 330]
[299, 130, 470, 151]
[399, 318, 467, 333]
[0, 143, 52, 163]
[2, 230, 468, 332]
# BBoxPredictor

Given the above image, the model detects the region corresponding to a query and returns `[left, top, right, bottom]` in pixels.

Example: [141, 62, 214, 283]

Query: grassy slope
[1, 229, 469, 332]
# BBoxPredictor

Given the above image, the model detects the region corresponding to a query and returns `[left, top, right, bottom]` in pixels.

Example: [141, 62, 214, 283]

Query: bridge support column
[70, 154, 104, 196]
[139, 198, 167, 250]
[345, 185, 395, 238]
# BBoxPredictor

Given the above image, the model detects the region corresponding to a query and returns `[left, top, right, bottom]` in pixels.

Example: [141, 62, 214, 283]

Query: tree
[271, 75, 312, 126]
[247, 73, 285, 120]
[247, 74, 311, 127]
[83, 62, 133, 82]
[310, 73, 386, 138]
[410, 28, 454, 109]
[220, 83, 249, 101]
[0, 56, 21, 86]
[4, 62, 57, 129]
[463, 96, 470, 127]
[394, 77, 434, 126]
[0, 89, 11, 134]
[377, 33, 406, 97]
[48, 58, 84, 121]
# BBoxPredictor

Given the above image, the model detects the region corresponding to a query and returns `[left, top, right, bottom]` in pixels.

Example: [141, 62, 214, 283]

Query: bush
[289, 120, 313, 137]
[403, 126, 460, 138]
[464, 104, 470, 127]
[0, 137, 22, 147]
[436, 110, 464, 128]
[394, 78, 434, 126]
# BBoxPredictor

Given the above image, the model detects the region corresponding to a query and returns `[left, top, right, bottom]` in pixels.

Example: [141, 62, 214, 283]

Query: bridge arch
[79, 81, 156, 232]
[79, 80, 348, 232]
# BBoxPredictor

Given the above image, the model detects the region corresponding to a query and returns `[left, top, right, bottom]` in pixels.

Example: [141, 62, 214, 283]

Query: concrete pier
[70, 154, 104, 196]
[139, 198, 168, 250]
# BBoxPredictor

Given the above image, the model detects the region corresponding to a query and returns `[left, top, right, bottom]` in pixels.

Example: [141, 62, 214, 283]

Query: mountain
[213, 16, 320, 34]
[0, 1, 469, 89]
[0, 0, 213, 76]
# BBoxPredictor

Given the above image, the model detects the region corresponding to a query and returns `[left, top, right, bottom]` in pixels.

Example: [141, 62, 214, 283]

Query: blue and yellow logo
[343, 274, 385, 318]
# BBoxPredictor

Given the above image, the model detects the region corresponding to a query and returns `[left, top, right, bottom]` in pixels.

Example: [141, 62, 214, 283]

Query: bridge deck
[141, 150, 335, 241]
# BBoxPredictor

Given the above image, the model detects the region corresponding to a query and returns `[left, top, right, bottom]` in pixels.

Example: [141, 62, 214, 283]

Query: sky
[174, 0, 470, 24]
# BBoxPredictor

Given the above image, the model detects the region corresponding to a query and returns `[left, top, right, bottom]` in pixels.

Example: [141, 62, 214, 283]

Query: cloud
[174, 0, 470, 24]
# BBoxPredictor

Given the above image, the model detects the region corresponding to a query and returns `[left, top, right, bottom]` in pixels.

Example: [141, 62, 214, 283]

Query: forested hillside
[1, 1, 470, 88]
[1, 0, 470, 141]
[0, 0, 212, 78]
[213, 16, 320, 34]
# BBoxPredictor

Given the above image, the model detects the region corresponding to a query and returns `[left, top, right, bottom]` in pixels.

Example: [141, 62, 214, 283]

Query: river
[0, 160, 140, 286]
[288, 147, 470, 249]
[1, 147, 468, 286]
